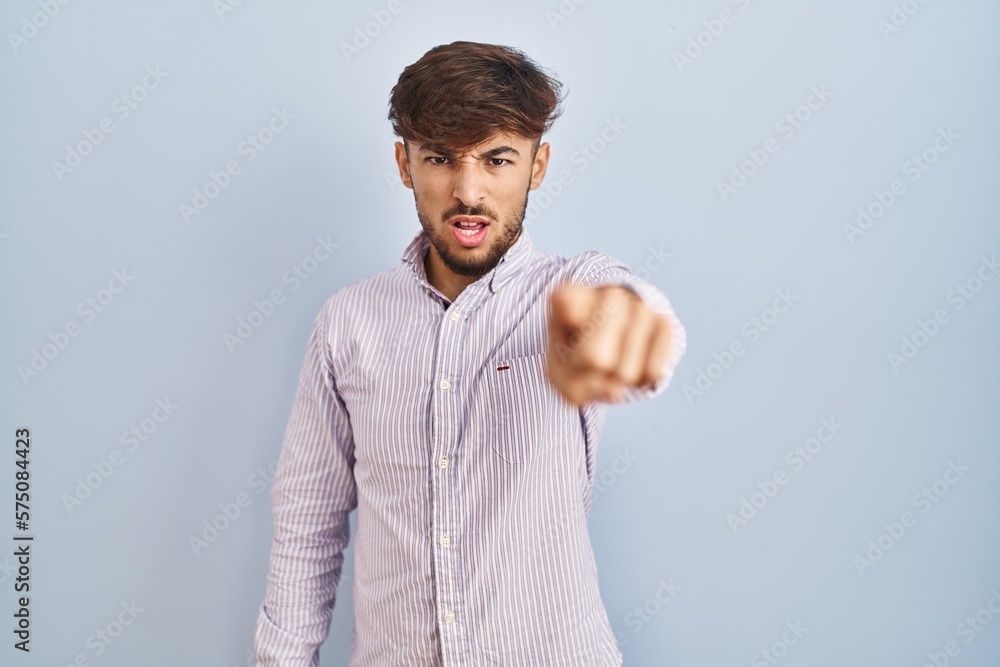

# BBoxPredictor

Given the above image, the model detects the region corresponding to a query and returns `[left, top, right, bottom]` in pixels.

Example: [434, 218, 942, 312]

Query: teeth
[459, 228, 480, 236]
[457, 221, 483, 228]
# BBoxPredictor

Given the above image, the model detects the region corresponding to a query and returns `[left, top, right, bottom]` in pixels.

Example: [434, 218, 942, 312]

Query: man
[253, 41, 686, 666]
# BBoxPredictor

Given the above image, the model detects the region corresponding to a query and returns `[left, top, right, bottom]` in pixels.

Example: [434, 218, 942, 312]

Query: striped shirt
[252, 226, 687, 666]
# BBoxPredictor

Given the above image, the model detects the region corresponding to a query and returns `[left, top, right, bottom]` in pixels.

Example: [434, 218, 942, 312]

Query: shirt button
[438, 457, 448, 469]
[444, 611, 456, 623]
[440, 535, 450, 548]
[449, 310, 460, 322]
[439, 378, 451, 391]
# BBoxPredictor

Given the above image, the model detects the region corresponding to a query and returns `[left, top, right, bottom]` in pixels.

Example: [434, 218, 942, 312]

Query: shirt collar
[400, 226, 534, 295]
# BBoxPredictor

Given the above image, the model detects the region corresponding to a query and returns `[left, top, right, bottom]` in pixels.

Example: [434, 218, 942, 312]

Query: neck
[424, 247, 479, 303]
[423, 228, 522, 303]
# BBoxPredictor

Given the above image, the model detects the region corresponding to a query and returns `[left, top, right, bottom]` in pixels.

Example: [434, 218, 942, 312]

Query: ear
[394, 141, 414, 189]
[529, 141, 550, 190]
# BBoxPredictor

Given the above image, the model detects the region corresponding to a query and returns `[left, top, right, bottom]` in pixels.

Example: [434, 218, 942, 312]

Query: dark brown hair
[388, 41, 565, 154]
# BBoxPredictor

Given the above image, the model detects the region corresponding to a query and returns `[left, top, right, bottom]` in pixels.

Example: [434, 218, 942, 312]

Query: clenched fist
[546, 283, 674, 407]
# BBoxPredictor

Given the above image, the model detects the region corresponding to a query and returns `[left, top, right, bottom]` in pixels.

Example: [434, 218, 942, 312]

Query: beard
[414, 188, 530, 278]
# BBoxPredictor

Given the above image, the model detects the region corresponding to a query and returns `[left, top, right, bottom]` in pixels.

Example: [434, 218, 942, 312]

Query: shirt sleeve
[253, 296, 358, 667]
[575, 252, 687, 404]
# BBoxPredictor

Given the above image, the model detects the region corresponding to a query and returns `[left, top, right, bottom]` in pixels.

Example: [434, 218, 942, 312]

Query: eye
[488, 158, 510, 167]
[425, 156, 450, 165]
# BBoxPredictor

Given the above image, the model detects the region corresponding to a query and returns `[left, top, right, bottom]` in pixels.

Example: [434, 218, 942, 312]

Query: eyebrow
[417, 145, 521, 159]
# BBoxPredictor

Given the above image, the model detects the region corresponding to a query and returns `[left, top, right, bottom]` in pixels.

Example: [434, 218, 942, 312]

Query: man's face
[394, 131, 550, 278]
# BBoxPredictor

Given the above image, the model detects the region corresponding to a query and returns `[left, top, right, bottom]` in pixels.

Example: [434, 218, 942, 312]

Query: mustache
[442, 206, 495, 223]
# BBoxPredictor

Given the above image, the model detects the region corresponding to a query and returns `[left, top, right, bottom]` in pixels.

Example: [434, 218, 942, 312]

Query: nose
[450, 158, 486, 206]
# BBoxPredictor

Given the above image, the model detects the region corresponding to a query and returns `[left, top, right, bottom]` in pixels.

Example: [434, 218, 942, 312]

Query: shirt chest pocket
[481, 352, 564, 464]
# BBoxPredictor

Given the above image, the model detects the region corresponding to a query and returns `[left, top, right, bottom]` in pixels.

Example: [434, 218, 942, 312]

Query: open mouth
[451, 218, 490, 247]
[454, 220, 487, 235]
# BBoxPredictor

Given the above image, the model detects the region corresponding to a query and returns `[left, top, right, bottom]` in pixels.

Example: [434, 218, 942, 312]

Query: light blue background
[1, 1, 999, 665]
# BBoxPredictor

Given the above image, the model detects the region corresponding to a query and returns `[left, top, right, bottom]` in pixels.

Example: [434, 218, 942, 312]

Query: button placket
[430, 283, 490, 664]
[433, 295, 461, 659]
